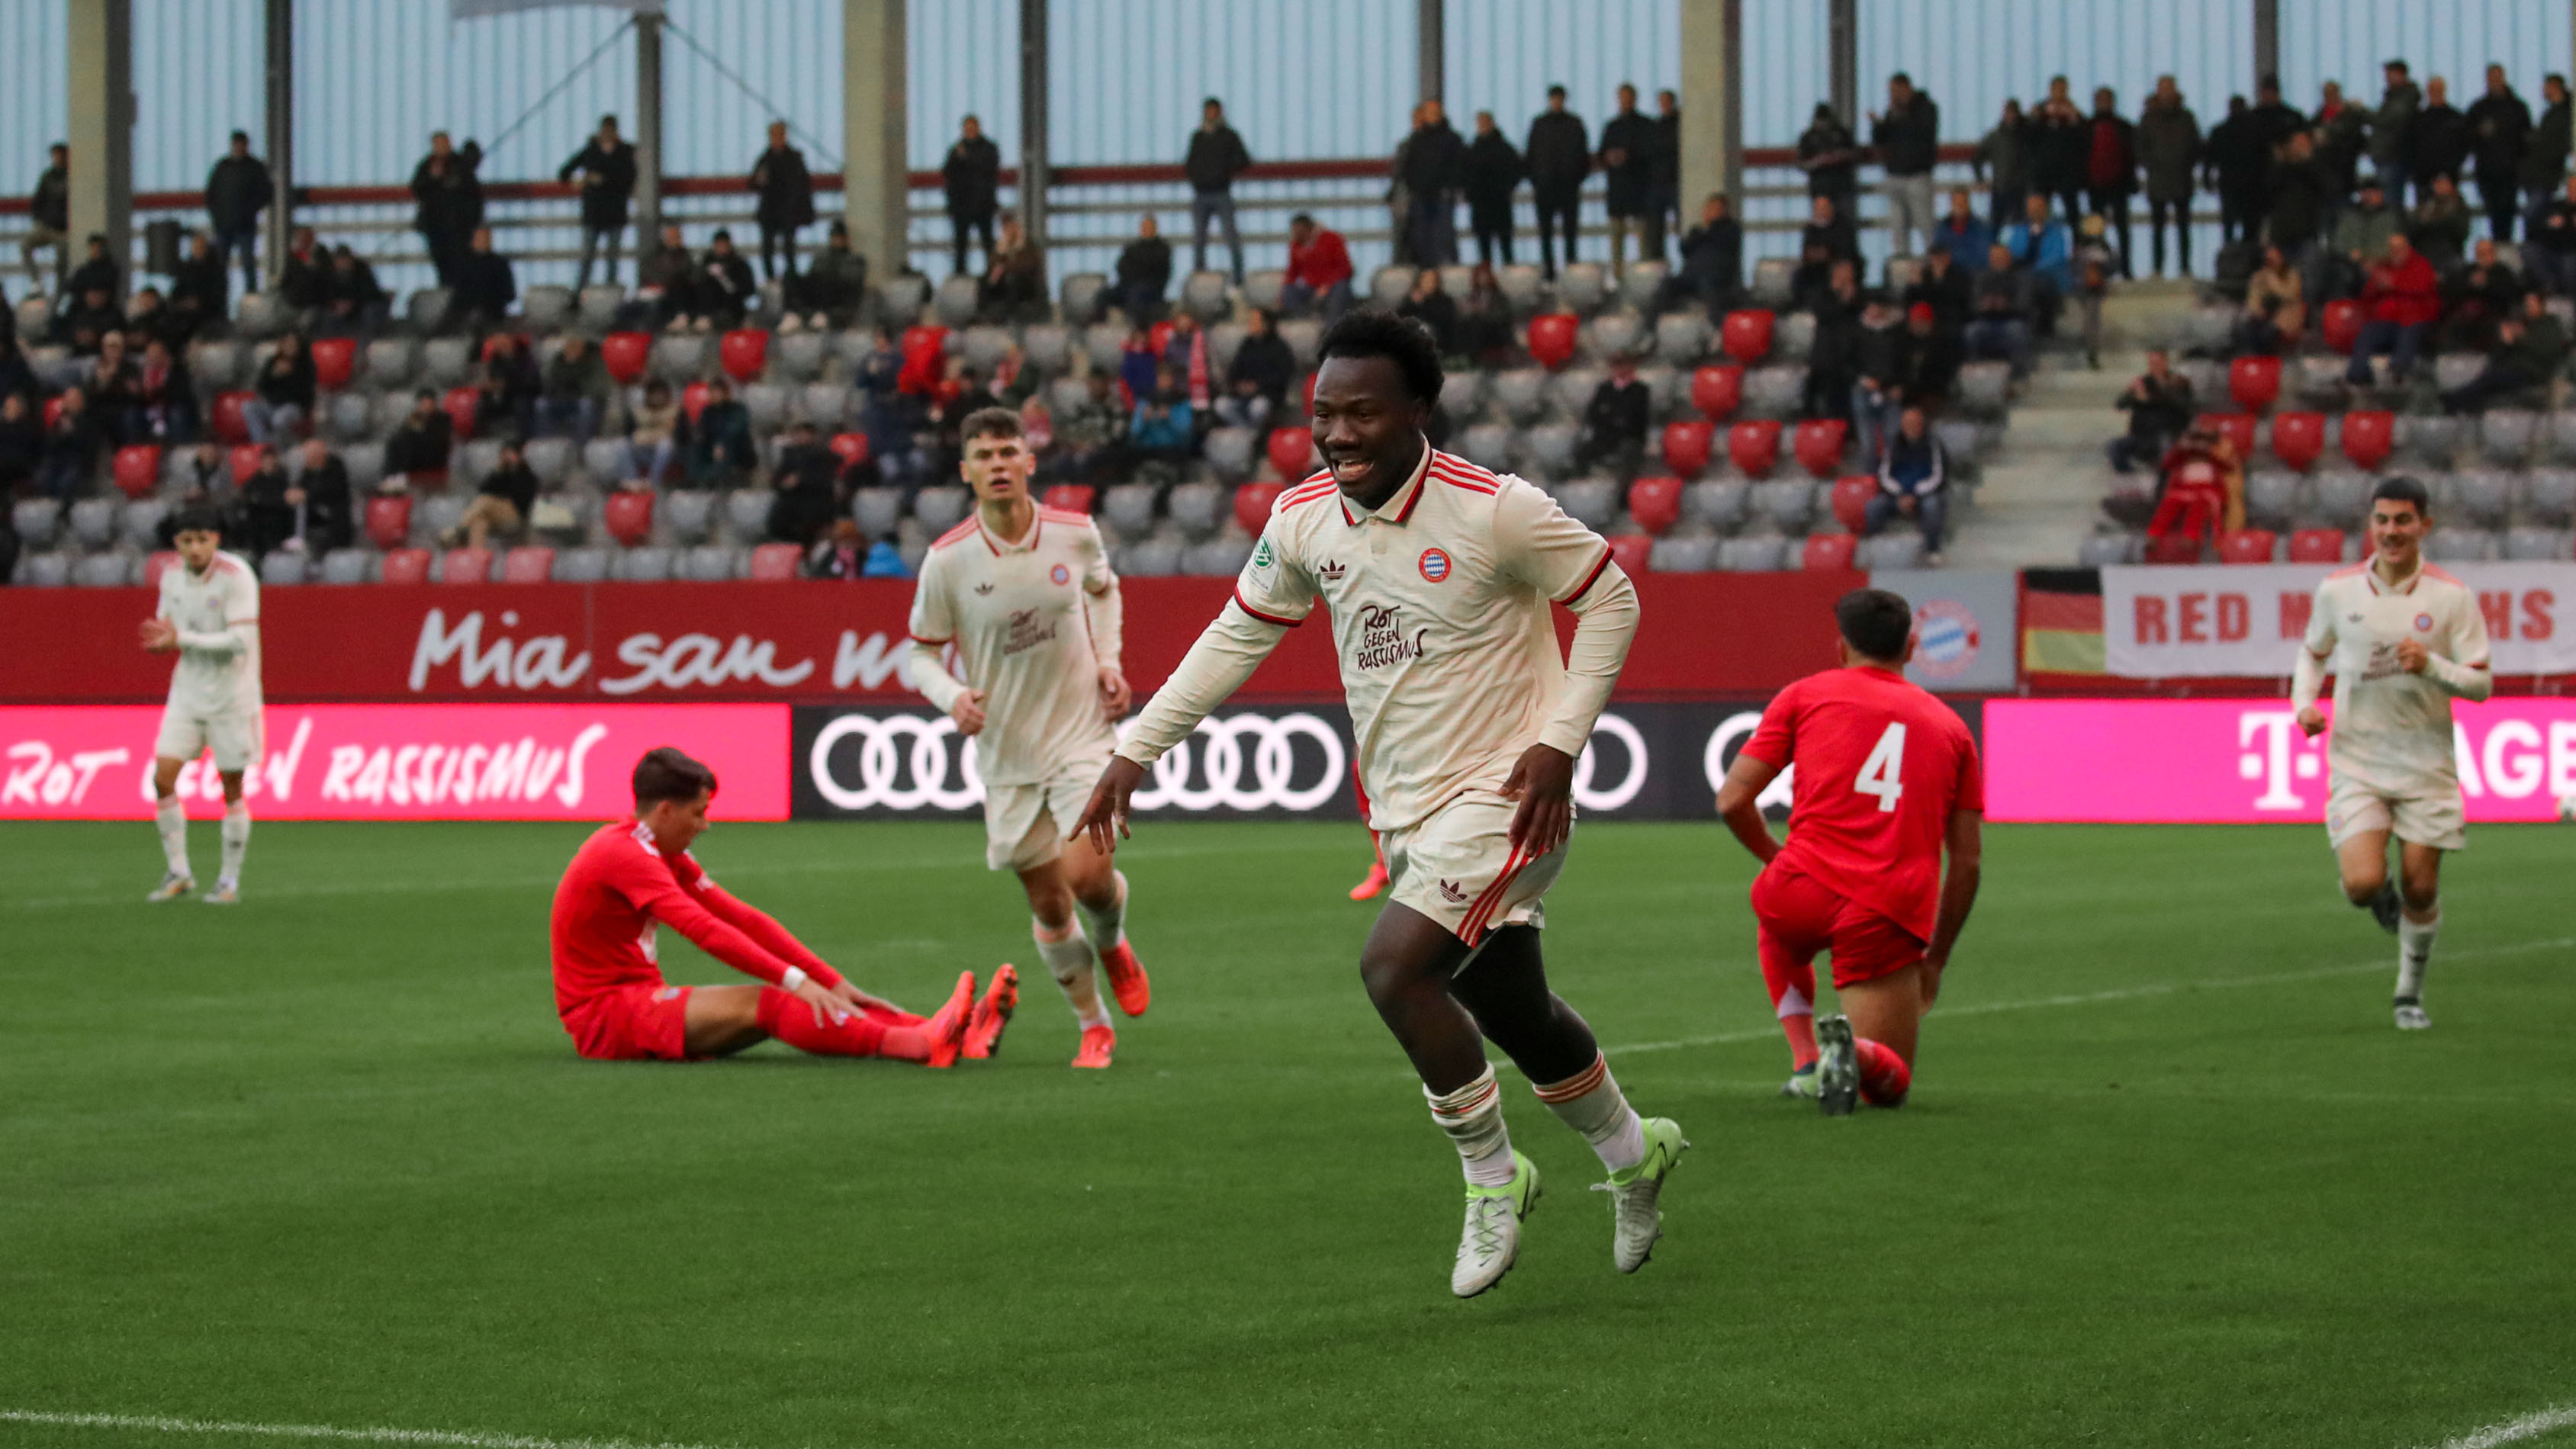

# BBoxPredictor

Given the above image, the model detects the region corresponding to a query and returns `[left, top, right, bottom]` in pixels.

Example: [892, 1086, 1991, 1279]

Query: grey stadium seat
[1521, 423, 1579, 479]
[1458, 424, 1516, 473]
[2243, 471, 2304, 530]
[680, 545, 740, 581]
[878, 274, 933, 325]
[1495, 265, 1543, 315]
[1023, 324, 1073, 374]
[372, 390, 418, 436]
[2295, 355, 2347, 406]
[1717, 536, 1787, 571]
[960, 325, 1015, 376]
[1439, 371, 1485, 419]
[521, 284, 574, 333]
[1548, 367, 1605, 419]
[1100, 484, 1158, 536]
[1620, 261, 1668, 313]
[2425, 529, 2500, 562]
[661, 490, 715, 543]
[68, 497, 121, 549]
[1439, 265, 1475, 302]
[234, 291, 288, 339]
[772, 330, 828, 383]
[1556, 262, 1608, 315]
[1742, 366, 1806, 419]
[122, 499, 168, 551]
[405, 288, 453, 333]
[2525, 468, 2576, 524]
[1491, 368, 1548, 424]
[320, 549, 376, 585]
[1750, 258, 1796, 308]
[1278, 319, 1323, 371]
[1243, 270, 1286, 313]
[421, 336, 474, 389]
[2547, 413, 2576, 465]
[552, 547, 610, 583]
[1684, 479, 1749, 531]
[18, 553, 71, 586]
[851, 488, 905, 537]
[190, 339, 247, 390]
[1166, 481, 1226, 541]
[797, 383, 849, 429]
[577, 285, 625, 333]
[1638, 365, 1683, 422]
[1655, 311, 1712, 367]
[741, 384, 788, 435]
[1752, 480, 1817, 532]
[418, 493, 468, 545]
[581, 439, 629, 484]
[724, 490, 772, 538]
[2311, 471, 2373, 523]
[2400, 413, 2462, 464]
[2440, 471, 2513, 529]
[1203, 427, 1257, 484]
[523, 437, 573, 486]
[1857, 533, 1926, 569]
[1957, 361, 2012, 416]
[1058, 273, 1107, 325]
[1369, 267, 1413, 310]
[1208, 323, 1246, 376]
[1551, 478, 1618, 532]
[911, 485, 970, 533]
[15, 296, 50, 343]
[1182, 271, 1231, 322]
[1047, 376, 1089, 422]
[2079, 532, 2145, 566]
[13, 499, 61, 548]
[1582, 314, 1643, 362]
[1083, 322, 1129, 375]
[1648, 535, 1714, 572]
[1182, 538, 1252, 577]
[651, 333, 708, 383]
[933, 275, 980, 328]
[613, 546, 674, 581]
[2504, 527, 2574, 561]
[1118, 538, 1181, 577]
[455, 439, 503, 487]
[259, 551, 310, 586]
[2432, 353, 2488, 397]
[1772, 310, 1817, 361]
[2481, 408, 2539, 464]
[326, 392, 374, 441]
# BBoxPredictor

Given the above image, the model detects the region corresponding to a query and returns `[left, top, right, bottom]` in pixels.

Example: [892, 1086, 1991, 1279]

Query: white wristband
[779, 966, 809, 994]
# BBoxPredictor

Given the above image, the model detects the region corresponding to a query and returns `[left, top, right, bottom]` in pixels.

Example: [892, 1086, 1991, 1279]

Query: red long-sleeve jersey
[548, 819, 846, 1016]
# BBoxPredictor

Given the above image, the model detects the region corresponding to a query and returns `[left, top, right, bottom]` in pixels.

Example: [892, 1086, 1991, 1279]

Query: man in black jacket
[695, 231, 758, 329]
[1651, 90, 1682, 262]
[558, 114, 637, 288]
[2203, 96, 2267, 249]
[410, 133, 484, 288]
[1662, 193, 1741, 321]
[2108, 349, 2193, 472]
[169, 231, 228, 339]
[2408, 77, 2471, 203]
[1114, 215, 1172, 324]
[1525, 86, 1589, 280]
[767, 422, 844, 545]
[1186, 98, 1253, 284]
[291, 439, 354, 555]
[1599, 84, 1658, 277]
[2468, 65, 2533, 241]
[1872, 73, 1942, 259]
[278, 227, 330, 316]
[27, 143, 69, 294]
[943, 115, 1002, 278]
[447, 227, 517, 335]
[238, 448, 299, 557]
[1401, 101, 1467, 267]
[1574, 352, 1652, 480]
[1462, 111, 1523, 267]
[2523, 75, 2572, 230]
[384, 389, 455, 490]
[1214, 307, 1294, 431]
[750, 120, 816, 281]
[204, 131, 271, 296]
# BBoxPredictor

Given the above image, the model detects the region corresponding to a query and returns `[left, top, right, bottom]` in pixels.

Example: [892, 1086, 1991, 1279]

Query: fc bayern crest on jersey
[2414, 612, 2434, 631]
[1418, 548, 1452, 583]
[1052, 563, 1070, 585]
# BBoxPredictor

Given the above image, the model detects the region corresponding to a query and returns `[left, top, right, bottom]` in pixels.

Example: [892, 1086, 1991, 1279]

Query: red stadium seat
[1041, 484, 1096, 514]
[681, 381, 711, 426]
[1606, 532, 1653, 576]
[310, 336, 356, 391]
[2288, 527, 2348, 563]
[112, 444, 161, 500]
[2145, 533, 2205, 564]
[1793, 418, 1848, 478]
[1728, 419, 1783, 479]
[1690, 364, 1743, 421]
[719, 328, 769, 382]
[603, 490, 655, 546]
[2271, 410, 2325, 471]
[898, 325, 947, 394]
[1626, 475, 1683, 535]
[602, 330, 651, 384]
[2197, 411, 2257, 461]
[500, 546, 555, 583]
[1661, 420, 1714, 477]
[1720, 309, 1774, 365]
[828, 431, 871, 466]
[228, 444, 265, 484]
[439, 547, 493, 585]
[364, 495, 413, 551]
[2321, 298, 2365, 355]
[1526, 312, 1578, 370]
[143, 551, 180, 590]
[1803, 532, 1857, 570]
[2217, 528, 2278, 565]
[1831, 474, 1876, 532]
[2229, 355, 2282, 413]
[442, 386, 479, 440]
[1267, 426, 1314, 478]
[211, 390, 252, 444]
[379, 547, 433, 585]
[748, 542, 802, 580]
[2341, 410, 2394, 471]
[1233, 480, 1285, 533]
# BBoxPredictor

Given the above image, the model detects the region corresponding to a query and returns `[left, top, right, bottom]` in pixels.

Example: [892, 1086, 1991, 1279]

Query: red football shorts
[562, 983, 694, 1061]
[1751, 866, 1925, 990]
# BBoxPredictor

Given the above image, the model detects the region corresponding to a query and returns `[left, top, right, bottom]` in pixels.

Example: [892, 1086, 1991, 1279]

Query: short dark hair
[1835, 588, 1915, 663]
[1289, 211, 1315, 227]
[169, 505, 224, 538]
[1889, 71, 1912, 86]
[2372, 474, 2431, 517]
[632, 747, 717, 808]
[960, 406, 1024, 445]
[1317, 308, 1443, 406]
[1547, 84, 1567, 98]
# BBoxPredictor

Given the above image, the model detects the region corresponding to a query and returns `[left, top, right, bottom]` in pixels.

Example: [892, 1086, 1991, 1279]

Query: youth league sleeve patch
[1253, 537, 1275, 570]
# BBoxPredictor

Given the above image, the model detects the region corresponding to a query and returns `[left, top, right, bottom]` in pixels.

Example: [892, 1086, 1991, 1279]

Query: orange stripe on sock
[1532, 1054, 1609, 1104]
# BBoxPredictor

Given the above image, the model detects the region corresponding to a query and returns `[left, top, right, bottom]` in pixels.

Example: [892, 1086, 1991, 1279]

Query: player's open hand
[789, 975, 853, 1028]
[1097, 666, 1133, 719]
[1500, 743, 1576, 859]
[2394, 638, 2431, 674]
[950, 689, 989, 737]
[827, 977, 898, 1017]
[2295, 704, 2327, 737]
[138, 617, 178, 653]
[1073, 755, 1147, 856]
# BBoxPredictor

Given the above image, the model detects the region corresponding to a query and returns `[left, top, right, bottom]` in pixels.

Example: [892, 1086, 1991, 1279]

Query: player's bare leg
[149, 757, 246, 904]
[1829, 962, 1929, 1110]
[2333, 827, 2404, 933]
[682, 979, 973, 1062]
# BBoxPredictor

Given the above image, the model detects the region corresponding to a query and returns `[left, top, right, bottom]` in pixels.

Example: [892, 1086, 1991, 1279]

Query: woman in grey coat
[1976, 100, 2030, 233]
[2138, 77, 2205, 277]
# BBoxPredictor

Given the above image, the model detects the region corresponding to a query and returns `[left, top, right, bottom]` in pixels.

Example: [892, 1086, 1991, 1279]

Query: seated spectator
[2442, 291, 2569, 412]
[1158, 314, 1208, 393]
[1801, 259, 1864, 418]
[535, 335, 610, 442]
[853, 329, 928, 486]
[1397, 268, 1459, 355]
[2236, 244, 2306, 355]
[0, 393, 44, 496]
[1129, 365, 1196, 462]
[1115, 214, 1172, 323]
[56, 281, 124, 355]
[1864, 406, 1951, 563]
[2345, 233, 2440, 387]
[785, 220, 867, 331]
[1118, 326, 1159, 404]
[683, 378, 756, 486]
[2002, 193, 2070, 330]
[616, 378, 682, 486]
[1453, 264, 1517, 365]
[322, 246, 390, 336]
[1903, 244, 1973, 334]
[278, 227, 331, 316]
[1282, 213, 1355, 320]
[169, 231, 228, 339]
[469, 356, 532, 446]
[448, 227, 518, 334]
[123, 287, 185, 352]
[1928, 188, 1993, 272]
[244, 330, 317, 446]
[2439, 238, 2526, 350]
[2524, 175, 2576, 295]
[1901, 300, 1960, 410]
[2109, 349, 2194, 472]
[1790, 196, 1860, 310]
[1662, 193, 1743, 320]
[806, 518, 870, 579]
[767, 420, 844, 545]
[1965, 243, 2037, 378]
[2408, 172, 2474, 268]
[82, 329, 141, 445]
[979, 214, 1048, 323]
[133, 336, 196, 445]
[692, 230, 758, 330]
[383, 389, 455, 490]
[1216, 307, 1294, 430]
[1574, 352, 1651, 479]
[1851, 297, 1911, 461]
[634, 224, 697, 331]
[2320, 175, 2401, 300]
[449, 440, 539, 549]
[2145, 425, 2243, 553]
[238, 446, 297, 556]
[292, 437, 354, 554]
[64, 233, 120, 310]
[0, 330, 33, 404]
[1044, 371, 1126, 484]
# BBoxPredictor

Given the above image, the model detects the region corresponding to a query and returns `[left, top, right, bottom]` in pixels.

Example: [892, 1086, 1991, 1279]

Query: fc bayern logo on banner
[1911, 599, 1982, 680]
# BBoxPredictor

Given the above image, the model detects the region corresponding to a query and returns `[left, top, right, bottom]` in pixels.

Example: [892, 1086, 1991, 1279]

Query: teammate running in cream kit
[1076, 312, 1685, 1300]
[140, 507, 262, 904]
[908, 408, 1150, 1068]
[2292, 475, 2491, 1030]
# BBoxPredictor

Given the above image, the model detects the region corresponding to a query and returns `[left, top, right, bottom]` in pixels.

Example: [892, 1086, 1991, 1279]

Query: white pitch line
[0, 1409, 719, 1449]
[2426, 1402, 2576, 1449]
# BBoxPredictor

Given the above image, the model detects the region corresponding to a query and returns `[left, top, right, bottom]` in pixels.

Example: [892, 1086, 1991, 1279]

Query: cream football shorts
[1383, 788, 1569, 948]
[985, 745, 1117, 872]
[154, 706, 260, 773]
[2326, 771, 2467, 853]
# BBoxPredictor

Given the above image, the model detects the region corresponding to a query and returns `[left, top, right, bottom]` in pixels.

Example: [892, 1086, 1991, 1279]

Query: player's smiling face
[173, 529, 220, 573]
[1311, 355, 1429, 506]
[960, 432, 1033, 505]
[2369, 500, 2427, 572]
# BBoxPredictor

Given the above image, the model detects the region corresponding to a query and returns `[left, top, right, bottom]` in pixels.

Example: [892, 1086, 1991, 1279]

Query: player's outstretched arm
[1081, 601, 1291, 849]
[1714, 753, 1785, 865]
[1923, 808, 1984, 1002]
[1073, 755, 1148, 855]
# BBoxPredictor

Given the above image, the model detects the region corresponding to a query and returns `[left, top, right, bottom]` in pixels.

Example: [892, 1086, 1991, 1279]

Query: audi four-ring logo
[804, 712, 1352, 813]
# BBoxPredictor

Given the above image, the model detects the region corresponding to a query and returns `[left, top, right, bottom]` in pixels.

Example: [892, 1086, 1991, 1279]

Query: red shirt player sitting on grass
[1713, 589, 1985, 1115]
[550, 746, 1017, 1065]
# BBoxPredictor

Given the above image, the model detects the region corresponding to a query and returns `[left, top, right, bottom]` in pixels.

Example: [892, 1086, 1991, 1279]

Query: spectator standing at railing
[2137, 77, 2202, 279]
[1651, 90, 1683, 258]
[1870, 72, 1941, 261]
[448, 227, 518, 336]
[2030, 79, 2091, 228]
[1975, 101, 2030, 234]
[1282, 214, 1353, 321]
[169, 232, 227, 339]
[1388, 104, 1420, 268]
[1526, 85, 1590, 281]
[943, 116, 1002, 278]
[2467, 66, 2532, 240]
[1462, 111, 1523, 268]
[2410, 78, 2470, 203]
[2083, 88, 2138, 280]
[2367, 61, 2423, 205]
[410, 133, 484, 290]
[2264, 131, 2333, 265]
[558, 114, 637, 289]
[750, 120, 817, 282]
[2204, 96, 2268, 252]
[1796, 104, 1862, 224]
[1401, 101, 1467, 268]
[204, 131, 271, 298]
[1185, 98, 1253, 286]
[1599, 85, 1659, 275]
[2522, 76, 2574, 225]
[2312, 83, 2368, 201]
[25, 143, 69, 293]
[1929, 188, 1992, 274]
[1114, 215, 1171, 324]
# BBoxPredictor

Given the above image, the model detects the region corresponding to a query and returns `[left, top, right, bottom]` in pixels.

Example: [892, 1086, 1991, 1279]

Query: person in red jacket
[1282, 213, 1354, 321]
[549, 747, 1015, 1064]
[2346, 233, 2442, 386]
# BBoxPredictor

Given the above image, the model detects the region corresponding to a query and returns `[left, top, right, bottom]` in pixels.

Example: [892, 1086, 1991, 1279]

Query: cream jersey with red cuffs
[2293, 558, 2491, 795]
[156, 550, 263, 718]
[1118, 445, 1641, 832]
[906, 505, 1123, 786]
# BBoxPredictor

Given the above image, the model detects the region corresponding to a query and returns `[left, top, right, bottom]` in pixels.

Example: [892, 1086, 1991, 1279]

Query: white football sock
[155, 796, 191, 878]
[1034, 917, 1108, 1027]
[1534, 1052, 1647, 1173]
[217, 802, 251, 887]
[2397, 910, 2439, 1002]
[1075, 870, 1128, 953]
[1426, 1065, 1517, 1187]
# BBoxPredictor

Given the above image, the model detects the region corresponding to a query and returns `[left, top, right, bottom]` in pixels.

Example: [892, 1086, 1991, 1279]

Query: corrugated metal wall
[2275, 0, 2572, 106]
[2, 2, 71, 196]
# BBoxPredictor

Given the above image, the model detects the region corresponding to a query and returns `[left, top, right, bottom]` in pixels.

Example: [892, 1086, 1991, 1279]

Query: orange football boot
[923, 970, 977, 1068]
[962, 963, 1020, 1060]
[1071, 1023, 1116, 1069]
[1098, 940, 1151, 1017]
[1349, 860, 1390, 901]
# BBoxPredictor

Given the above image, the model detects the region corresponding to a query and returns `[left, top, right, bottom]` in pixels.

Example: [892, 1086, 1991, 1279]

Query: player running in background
[908, 408, 1148, 1069]
[1714, 589, 1984, 1116]
[139, 507, 262, 904]
[2291, 476, 2491, 1031]
[1076, 312, 1685, 1300]
[550, 747, 1006, 1064]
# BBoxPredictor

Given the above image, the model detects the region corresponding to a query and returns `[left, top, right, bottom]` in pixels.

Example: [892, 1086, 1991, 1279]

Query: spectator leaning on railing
[1185, 98, 1253, 285]
[1462, 111, 1523, 268]
[1975, 100, 2029, 233]
[1598, 84, 1659, 275]
[26, 143, 70, 292]
[410, 132, 484, 290]
[558, 114, 638, 289]
[2030, 78, 2090, 227]
[204, 130, 271, 297]
[1399, 101, 1466, 268]
[2084, 87, 2138, 279]
[1870, 72, 1941, 259]
[2519, 75, 2570, 222]
[2411, 76, 2471, 202]
[2369, 60, 2423, 204]
[750, 120, 816, 282]
[1796, 103, 1862, 224]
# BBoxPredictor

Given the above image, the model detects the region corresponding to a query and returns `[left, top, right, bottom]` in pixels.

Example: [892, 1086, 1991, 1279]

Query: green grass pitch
[2, 818, 2571, 1449]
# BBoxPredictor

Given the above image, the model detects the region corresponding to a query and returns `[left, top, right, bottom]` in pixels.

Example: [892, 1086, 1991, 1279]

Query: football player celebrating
[139, 507, 262, 904]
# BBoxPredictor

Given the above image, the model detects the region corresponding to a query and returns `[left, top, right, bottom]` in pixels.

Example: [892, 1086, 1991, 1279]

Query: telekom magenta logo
[2237, 710, 2325, 811]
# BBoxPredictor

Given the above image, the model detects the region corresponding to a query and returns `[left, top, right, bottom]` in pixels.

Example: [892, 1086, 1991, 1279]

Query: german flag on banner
[2021, 568, 2105, 679]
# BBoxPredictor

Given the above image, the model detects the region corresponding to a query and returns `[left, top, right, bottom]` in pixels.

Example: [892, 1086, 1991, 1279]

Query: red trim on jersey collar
[975, 503, 1040, 554]
[1339, 440, 1434, 527]
[2361, 554, 2423, 596]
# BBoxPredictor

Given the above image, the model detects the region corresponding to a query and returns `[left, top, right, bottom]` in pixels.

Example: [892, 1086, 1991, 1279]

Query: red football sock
[757, 987, 895, 1059]
[862, 1004, 927, 1028]
[1855, 1038, 1912, 1107]
[1759, 956, 1820, 1069]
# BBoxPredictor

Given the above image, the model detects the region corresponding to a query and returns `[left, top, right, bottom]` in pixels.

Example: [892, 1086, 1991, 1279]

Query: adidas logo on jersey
[1319, 560, 1347, 581]
[975, 583, 996, 595]
[1439, 879, 1469, 904]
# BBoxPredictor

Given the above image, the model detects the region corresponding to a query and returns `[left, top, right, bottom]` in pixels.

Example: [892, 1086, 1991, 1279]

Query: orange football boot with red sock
[962, 963, 1019, 1060]
[922, 970, 979, 1068]
[1098, 941, 1150, 1017]
[1071, 1023, 1116, 1069]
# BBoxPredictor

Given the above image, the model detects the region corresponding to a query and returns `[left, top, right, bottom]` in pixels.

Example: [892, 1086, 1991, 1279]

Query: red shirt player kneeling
[1714, 589, 1985, 1115]
[551, 747, 1018, 1065]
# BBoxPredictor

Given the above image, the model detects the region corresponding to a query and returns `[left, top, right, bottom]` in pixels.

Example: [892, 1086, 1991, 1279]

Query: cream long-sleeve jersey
[156, 550, 263, 718]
